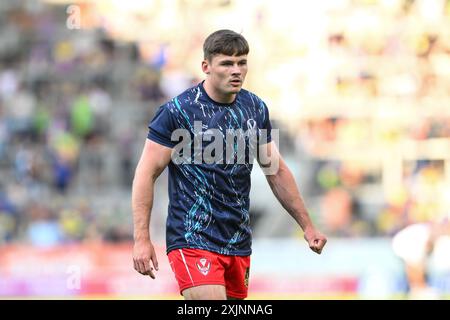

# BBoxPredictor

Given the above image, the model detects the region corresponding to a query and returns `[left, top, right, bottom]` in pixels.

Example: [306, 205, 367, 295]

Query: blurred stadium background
[1, 0, 450, 299]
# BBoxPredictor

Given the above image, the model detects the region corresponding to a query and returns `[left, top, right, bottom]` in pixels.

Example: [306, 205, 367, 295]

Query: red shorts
[167, 248, 251, 299]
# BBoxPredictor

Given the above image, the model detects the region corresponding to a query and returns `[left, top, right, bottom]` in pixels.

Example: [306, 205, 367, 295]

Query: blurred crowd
[0, 0, 449, 245]
[0, 2, 178, 245]
[293, 0, 450, 237]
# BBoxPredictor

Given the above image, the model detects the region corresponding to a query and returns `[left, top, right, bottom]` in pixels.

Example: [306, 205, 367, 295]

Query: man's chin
[228, 86, 242, 93]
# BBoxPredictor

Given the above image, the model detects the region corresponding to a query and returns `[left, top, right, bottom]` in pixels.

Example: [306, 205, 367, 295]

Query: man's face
[202, 54, 248, 96]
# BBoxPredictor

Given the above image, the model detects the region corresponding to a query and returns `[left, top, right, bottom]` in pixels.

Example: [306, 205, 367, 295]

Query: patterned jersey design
[148, 81, 272, 256]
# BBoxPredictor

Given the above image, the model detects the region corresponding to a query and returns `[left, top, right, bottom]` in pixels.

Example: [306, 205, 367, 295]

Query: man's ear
[202, 60, 210, 74]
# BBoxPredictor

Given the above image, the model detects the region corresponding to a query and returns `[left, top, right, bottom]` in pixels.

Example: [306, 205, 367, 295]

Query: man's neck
[203, 80, 236, 104]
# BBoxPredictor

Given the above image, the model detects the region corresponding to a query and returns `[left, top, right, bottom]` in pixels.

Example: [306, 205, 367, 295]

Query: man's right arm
[132, 139, 172, 279]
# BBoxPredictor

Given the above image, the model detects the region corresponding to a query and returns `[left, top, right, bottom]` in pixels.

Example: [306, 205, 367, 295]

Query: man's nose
[231, 64, 241, 75]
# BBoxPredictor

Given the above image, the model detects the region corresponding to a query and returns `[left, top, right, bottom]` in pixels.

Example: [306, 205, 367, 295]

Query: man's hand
[133, 240, 159, 279]
[304, 227, 327, 254]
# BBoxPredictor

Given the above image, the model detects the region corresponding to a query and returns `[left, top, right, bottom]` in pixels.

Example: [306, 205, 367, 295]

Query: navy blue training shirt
[147, 81, 272, 256]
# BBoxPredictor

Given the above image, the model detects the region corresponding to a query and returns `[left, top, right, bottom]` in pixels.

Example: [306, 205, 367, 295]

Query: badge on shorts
[196, 258, 211, 276]
[244, 267, 250, 287]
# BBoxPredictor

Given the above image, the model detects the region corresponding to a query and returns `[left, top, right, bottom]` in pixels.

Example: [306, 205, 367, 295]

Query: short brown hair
[203, 29, 249, 61]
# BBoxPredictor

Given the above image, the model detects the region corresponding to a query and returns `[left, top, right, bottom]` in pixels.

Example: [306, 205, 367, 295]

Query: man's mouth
[230, 79, 241, 85]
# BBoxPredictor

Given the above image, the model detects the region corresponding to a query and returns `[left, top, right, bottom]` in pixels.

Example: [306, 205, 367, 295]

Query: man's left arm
[258, 141, 327, 254]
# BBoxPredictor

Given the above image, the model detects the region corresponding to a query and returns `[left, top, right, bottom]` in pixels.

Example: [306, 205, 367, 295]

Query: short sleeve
[147, 104, 178, 148]
[259, 101, 272, 145]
